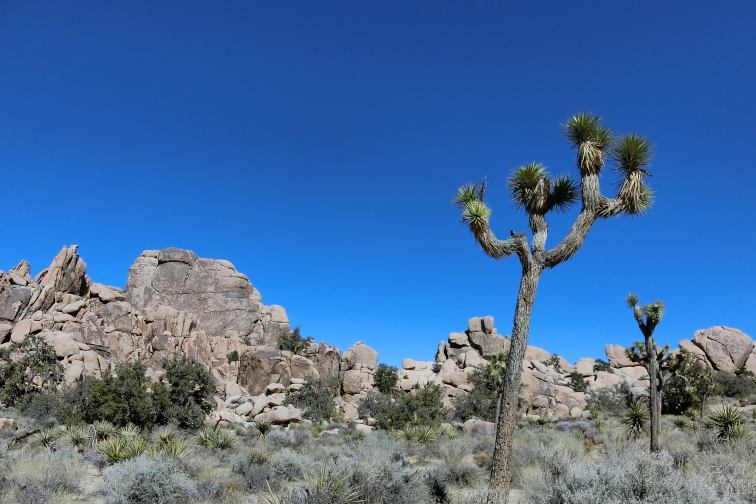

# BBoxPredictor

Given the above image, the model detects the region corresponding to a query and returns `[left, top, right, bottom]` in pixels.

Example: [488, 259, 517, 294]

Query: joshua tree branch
[468, 219, 530, 263]
[529, 213, 548, 257]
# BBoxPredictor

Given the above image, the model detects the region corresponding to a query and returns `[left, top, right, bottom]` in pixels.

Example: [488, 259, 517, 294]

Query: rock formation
[1, 246, 754, 427]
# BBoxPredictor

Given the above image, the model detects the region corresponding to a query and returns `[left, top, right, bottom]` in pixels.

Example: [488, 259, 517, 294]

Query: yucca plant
[91, 420, 116, 441]
[706, 405, 749, 441]
[98, 435, 149, 464]
[119, 424, 141, 440]
[196, 425, 236, 449]
[38, 426, 64, 449]
[623, 401, 649, 440]
[67, 424, 91, 449]
[159, 438, 189, 458]
[156, 426, 177, 446]
[455, 113, 655, 495]
[626, 294, 665, 452]
[253, 419, 272, 437]
[98, 436, 128, 464]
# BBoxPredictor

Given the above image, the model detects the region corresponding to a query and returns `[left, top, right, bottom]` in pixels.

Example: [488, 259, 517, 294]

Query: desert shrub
[587, 387, 630, 416]
[568, 371, 588, 392]
[527, 443, 720, 504]
[437, 451, 479, 487]
[664, 350, 719, 415]
[0, 336, 63, 407]
[74, 362, 156, 428]
[270, 448, 310, 481]
[452, 368, 498, 422]
[162, 356, 215, 430]
[359, 384, 446, 430]
[100, 455, 197, 504]
[266, 428, 311, 448]
[278, 325, 313, 355]
[716, 369, 756, 400]
[373, 363, 399, 394]
[1, 448, 85, 503]
[98, 435, 149, 464]
[286, 378, 339, 422]
[231, 451, 281, 491]
[425, 469, 451, 504]
[592, 359, 613, 373]
[285, 463, 362, 504]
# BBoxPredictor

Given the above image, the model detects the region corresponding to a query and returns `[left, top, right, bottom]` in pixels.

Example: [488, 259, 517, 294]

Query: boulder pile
[2, 246, 754, 426]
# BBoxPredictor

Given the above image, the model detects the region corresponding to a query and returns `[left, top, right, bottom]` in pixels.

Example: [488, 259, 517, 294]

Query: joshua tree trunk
[491, 265, 541, 492]
[645, 333, 661, 452]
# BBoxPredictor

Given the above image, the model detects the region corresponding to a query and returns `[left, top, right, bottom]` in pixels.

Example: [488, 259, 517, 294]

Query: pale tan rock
[576, 358, 595, 376]
[605, 344, 636, 367]
[693, 326, 754, 373]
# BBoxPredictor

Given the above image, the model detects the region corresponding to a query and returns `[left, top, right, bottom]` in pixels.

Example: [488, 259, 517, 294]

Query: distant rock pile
[2, 246, 754, 427]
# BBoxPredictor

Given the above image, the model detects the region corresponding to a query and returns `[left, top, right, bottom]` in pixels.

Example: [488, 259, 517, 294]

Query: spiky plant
[623, 401, 649, 440]
[253, 419, 273, 437]
[67, 425, 90, 449]
[706, 405, 749, 441]
[91, 420, 116, 441]
[455, 113, 654, 494]
[38, 426, 64, 449]
[626, 293, 666, 452]
[156, 426, 177, 446]
[196, 425, 235, 449]
[160, 438, 189, 458]
[119, 424, 141, 440]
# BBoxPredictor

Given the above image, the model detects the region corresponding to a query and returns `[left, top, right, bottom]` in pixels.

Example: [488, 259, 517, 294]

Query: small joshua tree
[455, 113, 653, 495]
[626, 294, 665, 452]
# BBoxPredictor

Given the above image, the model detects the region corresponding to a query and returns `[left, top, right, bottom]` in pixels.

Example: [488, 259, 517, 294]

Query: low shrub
[568, 371, 588, 393]
[373, 363, 399, 394]
[0, 336, 63, 407]
[278, 325, 313, 355]
[359, 384, 446, 430]
[286, 379, 339, 422]
[1, 448, 85, 504]
[100, 455, 197, 504]
[716, 370, 756, 400]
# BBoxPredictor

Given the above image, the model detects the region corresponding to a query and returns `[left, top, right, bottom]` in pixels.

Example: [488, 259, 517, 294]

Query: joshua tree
[484, 351, 508, 428]
[454, 113, 654, 496]
[626, 294, 665, 452]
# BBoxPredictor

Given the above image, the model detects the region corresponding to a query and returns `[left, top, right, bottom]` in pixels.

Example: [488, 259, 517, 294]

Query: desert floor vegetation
[1, 398, 754, 504]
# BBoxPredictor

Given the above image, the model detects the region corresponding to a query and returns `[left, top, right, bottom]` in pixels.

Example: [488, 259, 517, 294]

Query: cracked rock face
[125, 248, 287, 346]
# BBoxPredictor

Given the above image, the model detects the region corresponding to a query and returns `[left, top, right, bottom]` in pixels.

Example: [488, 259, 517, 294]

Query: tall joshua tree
[454, 113, 654, 496]
[626, 294, 665, 452]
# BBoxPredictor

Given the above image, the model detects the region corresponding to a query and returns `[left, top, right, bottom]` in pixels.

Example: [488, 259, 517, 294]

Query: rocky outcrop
[2, 246, 754, 427]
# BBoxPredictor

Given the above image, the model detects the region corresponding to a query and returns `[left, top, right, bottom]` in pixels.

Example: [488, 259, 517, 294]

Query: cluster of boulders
[2, 246, 754, 428]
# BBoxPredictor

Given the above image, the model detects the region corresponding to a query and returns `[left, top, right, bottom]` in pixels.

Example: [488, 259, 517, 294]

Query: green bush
[358, 384, 447, 430]
[66, 357, 214, 429]
[277, 325, 313, 355]
[452, 368, 498, 422]
[373, 363, 399, 394]
[664, 350, 718, 415]
[592, 359, 613, 373]
[568, 371, 588, 393]
[0, 336, 63, 407]
[76, 362, 156, 428]
[716, 369, 756, 400]
[162, 356, 215, 429]
[286, 378, 339, 422]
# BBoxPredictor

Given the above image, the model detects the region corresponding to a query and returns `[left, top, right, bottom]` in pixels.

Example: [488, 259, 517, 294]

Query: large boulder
[605, 344, 637, 368]
[467, 331, 509, 358]
[693, 326, 754, 373]
[342, 342, 378, 371]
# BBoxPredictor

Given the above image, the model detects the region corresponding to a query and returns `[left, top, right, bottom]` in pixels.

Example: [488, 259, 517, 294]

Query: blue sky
[2, 1, 755, 365]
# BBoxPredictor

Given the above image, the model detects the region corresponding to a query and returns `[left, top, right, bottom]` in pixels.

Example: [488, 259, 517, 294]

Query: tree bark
[645, 333, 661, 452]
[490, 264, 541, 497]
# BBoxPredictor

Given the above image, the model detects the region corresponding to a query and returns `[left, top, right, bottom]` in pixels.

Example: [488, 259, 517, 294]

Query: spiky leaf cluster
[626, 293, 639, 308]
[642, 302, 665, 324]
[564, 113, 613, 174]
[508, 163, 577, 214]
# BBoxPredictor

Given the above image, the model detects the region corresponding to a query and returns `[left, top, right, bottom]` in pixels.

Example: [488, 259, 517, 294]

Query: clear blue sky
[2, 1, 755, 366]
